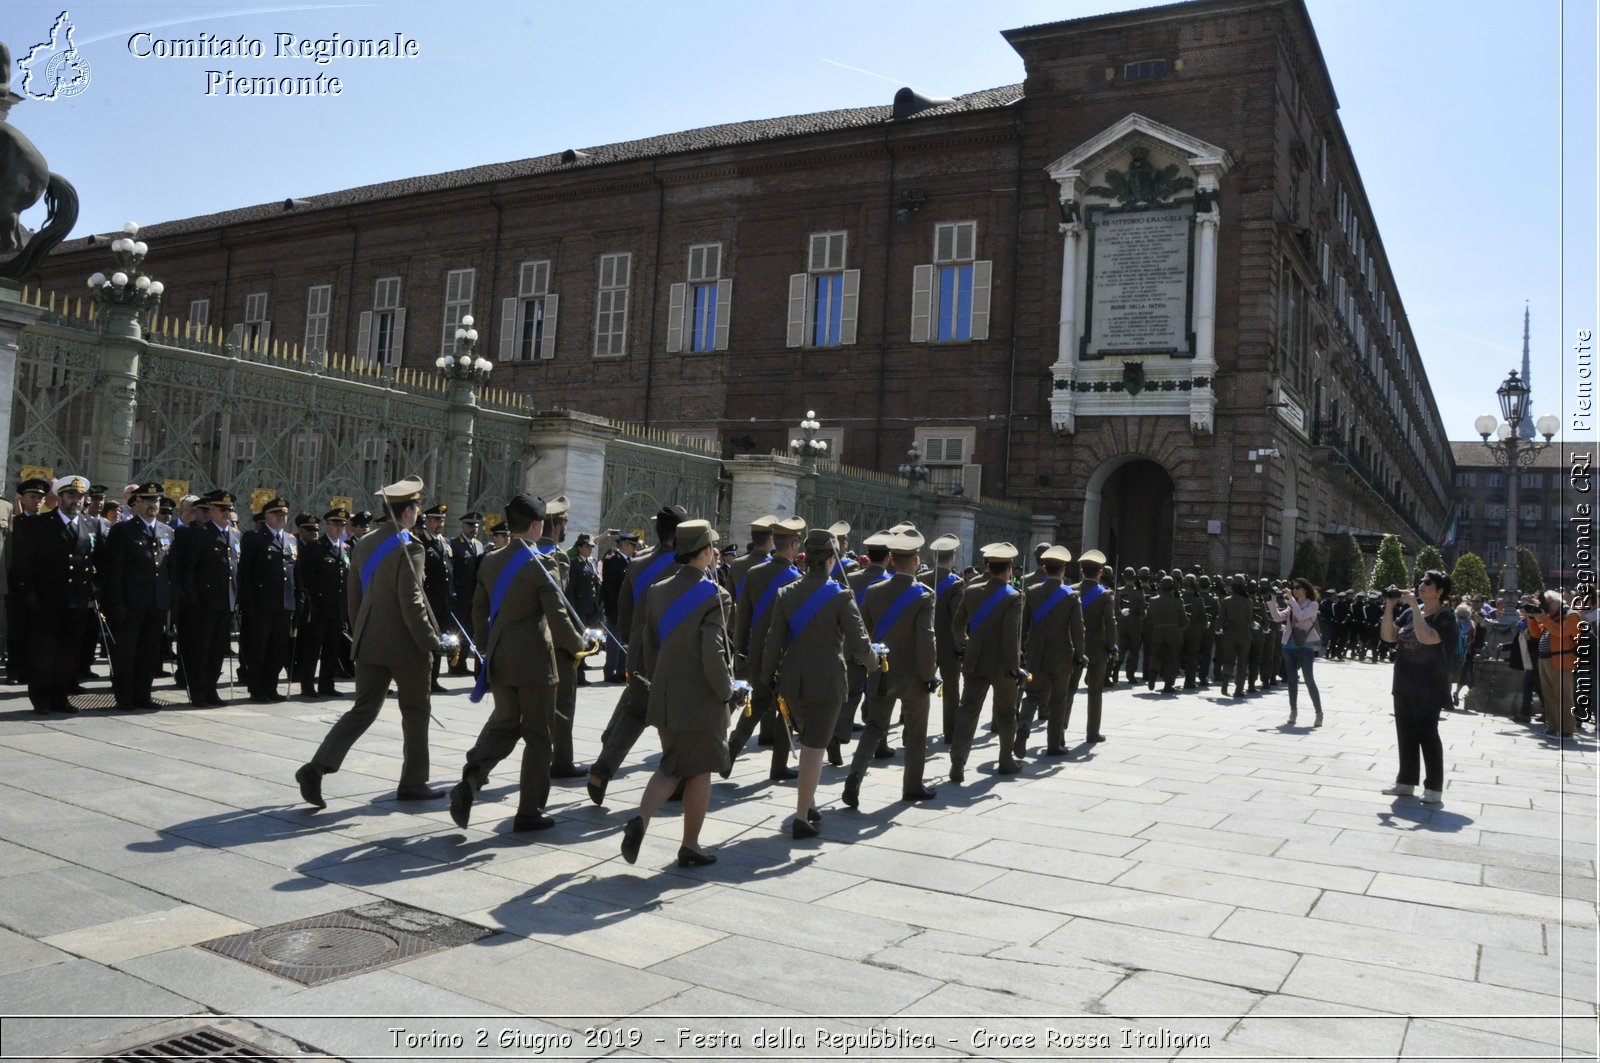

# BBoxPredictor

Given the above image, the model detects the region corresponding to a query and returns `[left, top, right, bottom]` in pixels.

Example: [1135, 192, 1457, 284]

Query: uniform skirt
[784, 697, 842, 748]
[657, 718, 732, 779]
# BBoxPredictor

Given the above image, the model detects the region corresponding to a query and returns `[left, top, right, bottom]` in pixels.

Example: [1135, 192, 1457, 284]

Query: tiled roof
[107, 85, 1025, 242]
[1448, 440, 1566, 469]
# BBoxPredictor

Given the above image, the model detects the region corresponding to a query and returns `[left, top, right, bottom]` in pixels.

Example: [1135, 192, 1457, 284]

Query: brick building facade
[34, 0, 1455, 574]
[1447, 442, 1571, 588]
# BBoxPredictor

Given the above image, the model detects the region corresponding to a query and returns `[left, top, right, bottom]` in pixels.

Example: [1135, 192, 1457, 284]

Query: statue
[0, 42, 80, 281]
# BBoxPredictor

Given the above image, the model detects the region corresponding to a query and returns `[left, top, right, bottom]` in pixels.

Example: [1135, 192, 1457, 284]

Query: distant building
[1447, 442, 1570, 588]
[34, 0, 1455, 573]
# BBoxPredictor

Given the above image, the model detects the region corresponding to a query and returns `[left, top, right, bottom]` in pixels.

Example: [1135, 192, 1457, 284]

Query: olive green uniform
[1016, 578, 1086, 755]
[857, 573, 938, 793]
[759, 571, 874, 748]
[639, 568, 736, 778]
[951, 574, 1024, 776]
[1144, 591, 1188, 691]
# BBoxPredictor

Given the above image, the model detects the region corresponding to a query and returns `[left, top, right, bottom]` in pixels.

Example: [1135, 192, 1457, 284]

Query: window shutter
[259, 321, 272, 350]
[539, 294, 558, 360]
[498, 297, 518, 361]
[839, 269, 861, 346]
[666, 282, 686, 353]
[227, 323, 244, 349]
[970, 260, 993, 340]
[391, 308, 406, 359]
[786, 274, 807, 348]
[356, 312, 373, 359]
[910, 264, 933, 342]
[713, 279, 732, 350]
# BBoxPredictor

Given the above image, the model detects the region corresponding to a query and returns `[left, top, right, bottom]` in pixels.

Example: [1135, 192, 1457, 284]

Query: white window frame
[242, 291, 270, 349]
[304, 284, 332, 355]
[912, 221, 990, 343]
[787, 231, 861, 349]
[668, 243, 732, 354]
[500, 259, 559, 362]
[594, 252, 631, 358]
[441, 268, 475, 357]
[188, 298, 210, 329]
[357, 276, 406, 365]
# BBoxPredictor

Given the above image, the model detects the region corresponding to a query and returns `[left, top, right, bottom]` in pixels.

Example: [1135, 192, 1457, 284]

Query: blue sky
[4, 0, 1594, 446]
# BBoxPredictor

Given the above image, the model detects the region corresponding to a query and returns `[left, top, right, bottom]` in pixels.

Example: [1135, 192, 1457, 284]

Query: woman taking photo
[1379, 570, 1458, 805]
[1267, 578, 1323, 726]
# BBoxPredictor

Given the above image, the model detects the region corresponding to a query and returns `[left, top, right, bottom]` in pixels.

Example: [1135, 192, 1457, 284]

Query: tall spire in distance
[1517, 302, 1535, 440]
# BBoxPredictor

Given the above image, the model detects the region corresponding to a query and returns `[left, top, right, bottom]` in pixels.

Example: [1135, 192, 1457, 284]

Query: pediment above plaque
[1044, 112, 1233, 191]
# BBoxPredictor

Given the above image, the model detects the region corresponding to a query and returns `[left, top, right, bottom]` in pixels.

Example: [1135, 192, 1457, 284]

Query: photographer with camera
[1378, 570, 1457, 805]
[1267, 577, 1323, 725]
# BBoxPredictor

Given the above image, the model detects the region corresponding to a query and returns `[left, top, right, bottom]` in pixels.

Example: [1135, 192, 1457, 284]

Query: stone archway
[1084, 455, 1176, 572]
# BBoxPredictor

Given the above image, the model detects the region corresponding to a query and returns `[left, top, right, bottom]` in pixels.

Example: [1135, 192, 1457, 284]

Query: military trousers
[551, 651, 580, 771]
[832, 661, 869, 744]
[242, 607, 292, 698]
[952, 669, 1019, 772]
[1218, 632, 1252, 691]
[1063, 656, 1106, 739]
[4, 596, 25, 683]
[852, 672, 929, 790]
[1148, 628, 1184, 688]
[935, 653, 961, 742]
[108, 607, 165, 707]
[727, 690, 790, 774]
[294, 612, 345, 691]
[26, 606, 88, 711]
[595, 674, 649, 778]
[1181, 623, 1205, 685]
[1198, 624, 1217, 683]
[1117, 619, 1143, 682]
[463, 681, 556, 813]
[1016, 668, 1072, 754]
[180, 609, 231, 703]
[311, 658, 432, 789]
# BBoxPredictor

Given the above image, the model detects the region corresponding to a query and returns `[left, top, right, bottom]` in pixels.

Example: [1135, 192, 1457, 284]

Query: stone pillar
[1030, 514, 1058, 558]
[727, 454, 808, 537]
[933, 495, 982, 568]
[524, 410, 618, 535]
[1189, 161, 1226, 436]
[442, 376, 478, 523]
[91, 305, 145, 489]
[1049, 172, 1085, 435]
[0, 286, 46, 480]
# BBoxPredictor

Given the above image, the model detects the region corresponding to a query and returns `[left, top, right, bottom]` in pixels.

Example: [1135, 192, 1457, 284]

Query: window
[916, 427, 978, 494]
[1520, 472, 1543, 490]
[1485, 541, 1502, 569]
[1484, 504, 1506, 521]
[594, 253, 630, 357]
[1485, 472, 1505, 489]
[911, 222, 992, 343]
[357, 277, 405, 364]
[667, 244, 732, 353]
[292, 431, 321, 492]
[499, 260, 559, 361]
[188, 298, 210, 329]
[1458, 503, 1473, 520]
[360, 438, 384, 487]
[1318, 137, 1327, 183]
[242, 292, 270, 349]
[1278, 265, 1308, 393]
[231, 436, 257, 479]
[1124, 59, 1166, 80]
[787, 232, 860, 348]
[304, 284, 332, 355]
[1520, 503, 1543, 523]
[441, 268, 475, 357]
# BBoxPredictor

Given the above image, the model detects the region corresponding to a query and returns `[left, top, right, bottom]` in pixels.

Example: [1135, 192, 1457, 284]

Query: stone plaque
[1085, 206, 1192, 357]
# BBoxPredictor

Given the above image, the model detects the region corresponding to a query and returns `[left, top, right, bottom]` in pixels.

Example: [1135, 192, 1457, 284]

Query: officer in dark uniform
[5, 477, 49, 685]
[1179, 572, 1211, 690]
[99, 481, 174, 708]
[1114, 567, 1145, 687]
[919, 533, 965, 747]
[296, 508, 351, 697]
[1216, 576, 1256, 698]
[448, 511, 486, 675]
[1143, 574, 1189, 693]
[1197, 574, 1220, 687]
[169, 490, 239, 706]
[238, 497, 298, 702]
[417, 503, 454, 692]
[12, 475, 98, 713]
[600, 532, 638, 682]
[488, 519, 510, 550]
[1069, 549, 1118, 743]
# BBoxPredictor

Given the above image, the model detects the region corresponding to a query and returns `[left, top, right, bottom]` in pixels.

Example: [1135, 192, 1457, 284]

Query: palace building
[34, 0, 1455, 574]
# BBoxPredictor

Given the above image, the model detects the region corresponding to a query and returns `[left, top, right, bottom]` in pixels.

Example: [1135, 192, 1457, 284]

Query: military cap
[862, 529, 893, 547]
[887, 529, 925, 554]
[828, 520, 851, 537]
[87, 483, 108, 498]
[657, 504, 689, 522]
[1079, 548, 1108, 567]
[887, 521, 916, 534]
[375, 477, 424, 504]
[1160, 574, 1177, 589]
[1034, 541, 1052, 558]
[259, 497, 289, 515]
[980, 541, 1019, 562]
[323, 507, 350, 523]
[804, 527, 838, 553]
[722, 544, 738, 556]
[487, 520, 508, 537]
[294, 513, 320, 530]
[350, 510, 373, 525]
[616, 531, 642, 544]
[771, 515, 807, 538]
[575, 532, 596, 547]
[1041, 545, 1074, 565]
[422, 503, 447, 518]
[546, 495, 571, 519]
[131, 481, 164, 501]
[1137, 566, 1151, 576]
[461, 511, 483, 524]
[16, 477, 49, 496]
[53, 474, 90, 495]
[751, 514, 780, 532]
[675, 519, 718, 554]
[505, 493, 546, 522]
[1122, 567, 1137, 578]
[156, 498, 175, 513]
[928, 533, 960, 553]
[198, 489, 234, 510]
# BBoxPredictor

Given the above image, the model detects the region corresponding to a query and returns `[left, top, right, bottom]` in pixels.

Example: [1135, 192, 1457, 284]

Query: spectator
[1449, 603, 1478, 708]
[1535, 589, 1581, 738]
[1267, 577, 1324, 725]
[1379, 569, 1457, 805]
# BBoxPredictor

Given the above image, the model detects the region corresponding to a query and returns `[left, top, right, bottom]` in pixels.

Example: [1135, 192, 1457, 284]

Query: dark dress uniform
[759, 568, 874, 751]
[170, 511, 239, 706]
[1017, 570, 1085, 756]
[5, 486, 47, 685]
[448, 528, 486, 675]
[1144, 581, 1189, 693]
[951, 567, 1024, 779]
[641, 566, 737, 778]
[416, 522, 453, 688]
[1115, 577, 1146, 685]
[600, 544, 634, 682]
[12, 507, 98, 712]
[1070, 567, 1119, 742]
[1217, 587, 1255, 696]
[238, 519, 298, 700]
[295, 531, 349, 694]
[99, 509, 174, 707]
[920, 558, 965, 743]
[1180, 581, 1210, 688]
[729, 552, 802, 777]
[856, 568, 937, 800]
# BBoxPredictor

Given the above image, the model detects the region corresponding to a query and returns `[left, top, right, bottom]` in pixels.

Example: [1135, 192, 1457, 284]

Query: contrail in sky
[822, 58, 908, 86]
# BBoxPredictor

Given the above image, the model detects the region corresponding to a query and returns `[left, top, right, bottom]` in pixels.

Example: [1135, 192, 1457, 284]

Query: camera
[1384, 585, 1403, 600]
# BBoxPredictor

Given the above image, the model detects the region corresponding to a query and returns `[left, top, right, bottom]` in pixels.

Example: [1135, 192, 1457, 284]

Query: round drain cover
[253, 926, 400, 968]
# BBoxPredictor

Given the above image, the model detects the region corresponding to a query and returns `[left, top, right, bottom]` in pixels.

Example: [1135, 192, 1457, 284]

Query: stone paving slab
[0, 655, 1593, 1061]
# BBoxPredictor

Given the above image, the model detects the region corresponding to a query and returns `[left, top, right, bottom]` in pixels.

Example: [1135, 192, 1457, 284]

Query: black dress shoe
[265, 693, 287, 703]
[826, 739, 843, 767]
[300, 686, 317, 697]
[550, 763, 588, 780]
[790, 818, 819, 840]
[1086, 734, 1107, 744]
[396, 785, 446, 801]
[296, 764, 326, 809]
[949, 762, 965, 784]
[1043, 745, 1068, 756]
[512, 811, 555, 831]
[587, 765, 610, 806]
[806, 806, 822, 824]
[768, 766, 797, 782]
[903, 784, 938, 802]
[54, 699, 79, 713]
[449, 780, 473, 828]
[872, 743, 895, 760]
[997, 761, 1022, 775]
[429, 682, 447, 694]
[317, 686, 339, 697]
[841, 772, 862, 809]
[678, 845, 717, 865]
[620, 815, 644, 863]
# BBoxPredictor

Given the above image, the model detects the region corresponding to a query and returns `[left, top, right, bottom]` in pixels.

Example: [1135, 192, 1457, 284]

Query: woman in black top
[1379, 569, 1457, 805]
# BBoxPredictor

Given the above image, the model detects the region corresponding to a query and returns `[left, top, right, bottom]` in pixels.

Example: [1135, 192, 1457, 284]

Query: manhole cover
[85, 1023, 288, 1060]
[200, 901, 493, 986]
[68, 692, 184, 711]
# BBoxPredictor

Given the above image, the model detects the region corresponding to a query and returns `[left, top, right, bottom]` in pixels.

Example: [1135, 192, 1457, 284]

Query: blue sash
[1080, 583, 1108, 610]
[659, 579, 719, 645]
[1031, 582, 1076, 628]
[735, 555, 773, 603]
[471, 544, 537, 703]
[967, 583, 1019, 634]
[788, 580, 846, 640]
[854, 569, 888, 607]
[537, 543, 557, 555]
[751, 565, 800, 629]
[873, 582, 929, 642]
[358, 531, 411, 593]
[936, 572, 961, 599]
[627, 551, 675, 603]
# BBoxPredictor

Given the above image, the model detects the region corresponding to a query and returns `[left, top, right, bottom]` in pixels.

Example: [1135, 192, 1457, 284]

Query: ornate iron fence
[600, 427, 723, 538]
[9, 325, 101, 478]
[807, 460, 939, 538]
[973, 497, 1035, 557]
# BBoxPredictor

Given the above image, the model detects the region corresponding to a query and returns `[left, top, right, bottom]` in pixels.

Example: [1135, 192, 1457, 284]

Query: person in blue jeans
[1267, 578, 1324, 726]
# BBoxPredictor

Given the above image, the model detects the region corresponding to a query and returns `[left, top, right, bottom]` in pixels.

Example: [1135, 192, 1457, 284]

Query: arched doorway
[1085, 457, 1176, 572]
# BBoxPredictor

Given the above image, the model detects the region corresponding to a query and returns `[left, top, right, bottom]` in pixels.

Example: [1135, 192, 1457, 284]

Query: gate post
[87, 225, 165, 489]
[727, 454, 808, 535]
[525, 410, 618, 535]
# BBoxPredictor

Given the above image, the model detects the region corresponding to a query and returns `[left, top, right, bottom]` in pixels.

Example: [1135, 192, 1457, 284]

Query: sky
[3, 0, 1595, 446]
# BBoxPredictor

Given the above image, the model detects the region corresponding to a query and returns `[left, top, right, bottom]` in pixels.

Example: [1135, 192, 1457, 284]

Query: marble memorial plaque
[1087, 206, 1192, 356]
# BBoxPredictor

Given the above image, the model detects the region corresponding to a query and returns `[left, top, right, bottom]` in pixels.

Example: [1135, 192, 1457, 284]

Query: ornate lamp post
[1474, 369, 1557, 603]
[436, 314, 493, 521]
[87, 221, 164, 340]
[789, 410, 828, 461]
[82, 221, 162, 490]
[898, 443, 929, 487]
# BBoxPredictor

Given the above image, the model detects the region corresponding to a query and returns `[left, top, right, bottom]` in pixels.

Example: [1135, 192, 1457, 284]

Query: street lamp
[436, 314, 493, 383]
[898, 443, 930, 487]
[790, 410, 828, 461]
[1475, 369, 1557, 603]
[87, 220, 164, 337]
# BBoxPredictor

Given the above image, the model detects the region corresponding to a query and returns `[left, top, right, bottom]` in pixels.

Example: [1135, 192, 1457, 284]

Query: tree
[1370, 533, 1410, 591]
[1290, 537, 1326, 587]
[1412, 544, 1445, 584]
[1450, 552, 1492, 599]
[1324, 534, 1364, 590]
[1517, 546, 1546, 595]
